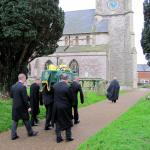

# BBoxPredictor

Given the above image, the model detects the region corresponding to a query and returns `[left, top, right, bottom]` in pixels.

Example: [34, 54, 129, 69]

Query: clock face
[107, 0, 119, 10]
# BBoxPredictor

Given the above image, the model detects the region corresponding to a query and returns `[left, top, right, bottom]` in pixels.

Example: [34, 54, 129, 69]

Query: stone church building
[30, 0, 137, 88]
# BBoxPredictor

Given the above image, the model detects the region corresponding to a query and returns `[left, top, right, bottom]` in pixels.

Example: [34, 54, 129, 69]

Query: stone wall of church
[124, 12, 137, 88]
[30, 57, 57, 77]
[57, 54, 107, 79]
[30, 52, 107, 80]
[107, 13, 137, 87]
[96, 0, 137, 88]
[58, 33, 109, 46]
[30, 32, 109, 80]
[108, 15, 126, 84]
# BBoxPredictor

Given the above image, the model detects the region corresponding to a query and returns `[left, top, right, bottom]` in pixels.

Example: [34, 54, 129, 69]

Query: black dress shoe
[44, 127, 51, 130]
[35, 119, 39, 124]
[66, 137, 74, 142]
[31, 123, 34, 126]
[34, 123, 39, 126]
[28, 131, 38, 137]
[11, 135, 19, 140]
[74, 120, 80, 124]
[31, 123, 38, 127]
[48, 124, 52, 127]
[56, 138, 63, 143]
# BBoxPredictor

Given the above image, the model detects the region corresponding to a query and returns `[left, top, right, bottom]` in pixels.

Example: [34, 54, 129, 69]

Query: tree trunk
[0, 61, 28, 94]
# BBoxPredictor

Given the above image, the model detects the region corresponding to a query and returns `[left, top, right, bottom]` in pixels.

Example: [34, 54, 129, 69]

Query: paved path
[0, 89, 149, 150]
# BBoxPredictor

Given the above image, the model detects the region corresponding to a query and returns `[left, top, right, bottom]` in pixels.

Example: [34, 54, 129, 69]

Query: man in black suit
[30, 78, 41, 126]
[52, 74, 74, 143]
[42, 84, 54, 130]
[10, 73, 38, 140]
[71, 77, 84, 124]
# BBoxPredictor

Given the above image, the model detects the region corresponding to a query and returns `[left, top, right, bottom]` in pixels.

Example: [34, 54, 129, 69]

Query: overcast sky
[59, 0, 146, 64]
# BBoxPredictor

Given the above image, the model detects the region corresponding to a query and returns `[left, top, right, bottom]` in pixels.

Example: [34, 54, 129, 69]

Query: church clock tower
[96, 0, 137, 88]
[96, 0, 132, 15]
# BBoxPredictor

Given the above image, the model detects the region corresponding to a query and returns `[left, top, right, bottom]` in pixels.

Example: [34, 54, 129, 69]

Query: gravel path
[0, 89, 149, 150]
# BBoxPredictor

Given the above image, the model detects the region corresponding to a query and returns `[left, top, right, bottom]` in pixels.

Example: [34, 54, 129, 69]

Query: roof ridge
[64, 9, 95, 13]
[137, 64, 148, 66]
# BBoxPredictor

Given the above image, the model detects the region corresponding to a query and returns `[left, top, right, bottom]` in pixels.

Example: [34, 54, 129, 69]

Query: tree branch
[18, 44, 30, 68]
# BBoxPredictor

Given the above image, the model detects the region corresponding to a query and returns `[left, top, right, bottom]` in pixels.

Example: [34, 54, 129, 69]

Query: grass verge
[77, 94, 150, 150]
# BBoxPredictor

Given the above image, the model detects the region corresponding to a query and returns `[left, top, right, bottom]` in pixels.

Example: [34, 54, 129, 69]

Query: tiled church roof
[63, 9, 108, 34]
[137, 64, 150, 72]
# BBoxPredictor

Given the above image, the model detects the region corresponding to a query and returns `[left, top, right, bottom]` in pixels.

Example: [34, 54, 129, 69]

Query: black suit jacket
[10, 82, 30, 121]
[42, 87, 54, 105]
[30, 83, 41, 115]
[71, 81, 84, 105]
[52, 81, 73, 130]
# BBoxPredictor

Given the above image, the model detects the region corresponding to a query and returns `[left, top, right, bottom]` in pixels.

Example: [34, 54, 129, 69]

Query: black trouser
[11, 120, 33, 138]
[73, 105, 79, 122]
[45, 103, 53, 128]
[30, 113, 38, 125]
[55, 122, 72, 140]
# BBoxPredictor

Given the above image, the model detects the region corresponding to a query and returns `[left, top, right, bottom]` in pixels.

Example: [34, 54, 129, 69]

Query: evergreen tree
[141, 0, 150, 65]
[0, 0, 64, 92]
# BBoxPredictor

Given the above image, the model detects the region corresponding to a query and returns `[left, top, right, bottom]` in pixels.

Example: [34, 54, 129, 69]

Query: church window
[34, 59, 39, 69]
[92, 35, 96, 45]
[58, 59, 63, 65]
[69, 59, 79, 75]
[28, 63, 31, 76]
[34, 59, 40, 76]
[70, 40, 73, 46]
[86, 36, 90, 45]
[65, 36, 68, 45]
[45, 60, 53, 70]
[75, 36, 79, 45]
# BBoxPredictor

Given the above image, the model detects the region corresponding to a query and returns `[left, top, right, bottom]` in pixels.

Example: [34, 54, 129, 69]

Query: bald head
[113, 77, 117, 80]
[18, 73, 26, 83]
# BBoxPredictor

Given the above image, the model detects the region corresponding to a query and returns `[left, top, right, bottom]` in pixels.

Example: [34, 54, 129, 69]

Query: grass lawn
[79, 91, 106, 108]
[77, 95, 150, 150]
[0, 100, 12, 133]
[0, 90, 106, 133]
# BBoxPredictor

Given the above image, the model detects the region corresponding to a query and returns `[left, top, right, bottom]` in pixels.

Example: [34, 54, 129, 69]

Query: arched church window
[69, 59, 79, 75]
[92, 35, 96, 45]
[34, 59, 39, 69]
[28, 63, 31, 76]
[45, 60, 53, 70]
[75, 36, 79, 45]
[65, 36, 68, 45]
[86, 35, 90, 45]
[59, 59, 63, 65]
[34, 59, 40, 77]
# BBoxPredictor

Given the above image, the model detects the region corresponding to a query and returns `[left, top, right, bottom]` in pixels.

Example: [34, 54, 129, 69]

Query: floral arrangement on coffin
[47, 64, 71, 71]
